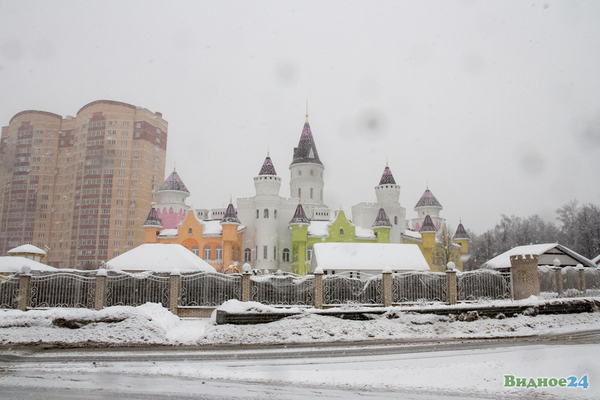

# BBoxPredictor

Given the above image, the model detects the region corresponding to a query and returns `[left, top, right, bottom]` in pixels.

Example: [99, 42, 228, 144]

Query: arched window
[188, 228, 192, 235]
[244, 248, 251, 262]
[192, 246, 199, 256]
[215, 245, 223, 260]
[256, 209, 259, 219]
[204, 245, 211, 260]
[264, 209, 269, 218]
[394, 216, 398, 225]
[282, 248, 290, 263]
[339, 228, 344, 236]
[274, 210, 277, 219]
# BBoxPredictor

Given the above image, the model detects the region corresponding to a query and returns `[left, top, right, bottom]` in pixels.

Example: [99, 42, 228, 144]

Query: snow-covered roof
[415, 188, 442, 209]
[291, 121, 322, 166]
[419, 215, 437, 233]
[355, 226, 376, 239]
[484, 243, 596, 269]
[402, 230, 422, 240]
[0, 256, 56, 273]
[378, 165, 396, 185]
[158, 228, 178, 238]
[158, 171, 190, 193]
[593, 254, 600, 266]
[311, 243, 429, 272]
[372, 208, 392, 228]
[106, 244, 216, 273]
[258, 154, 277, 176]
[308, 220, 330, 237]
[7, 244, 46, 255]
[454, 223, 470, 240]
[290, 203, 310, 225]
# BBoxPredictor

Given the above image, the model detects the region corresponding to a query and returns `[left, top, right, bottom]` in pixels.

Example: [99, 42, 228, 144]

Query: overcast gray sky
[1, 0, 599, 234]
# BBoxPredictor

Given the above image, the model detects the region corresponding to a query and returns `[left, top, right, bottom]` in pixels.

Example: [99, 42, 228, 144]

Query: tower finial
[174, 162, 176, 172]
[426, 180, 429, 190]
[229, 194, 232, 204]
[386, 156, 388, 168]
[267, 146, 270, 158]
[305, 98, 309, 123]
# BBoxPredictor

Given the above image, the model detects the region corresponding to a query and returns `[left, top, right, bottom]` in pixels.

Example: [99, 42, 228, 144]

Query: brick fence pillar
[554, 268, 563, 297]
[94, 269, 107, 311]
[510, 254, 540, 300]
[17, 266, 32, 311]
[577, 264, 586, 296]
[446, 262, 457, 305]
[313, 267, 323, 309]
[242, 263, 251, 302]
[382, 268, 392, 307]
[169, 269, 180, 315]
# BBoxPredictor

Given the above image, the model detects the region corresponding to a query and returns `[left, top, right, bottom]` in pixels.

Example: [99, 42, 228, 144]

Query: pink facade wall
[156, 207, 187, 229]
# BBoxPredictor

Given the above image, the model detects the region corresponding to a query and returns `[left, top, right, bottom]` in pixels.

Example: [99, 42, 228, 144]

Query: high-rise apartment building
[0, 100, 167, 268]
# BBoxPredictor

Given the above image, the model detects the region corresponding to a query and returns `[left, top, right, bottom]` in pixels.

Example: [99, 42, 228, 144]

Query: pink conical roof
[372, 208, 392, 228]
[158, 171, 189, 193]
[419, 215, 437, 233]
[291, 122, 322, 166]
[258, 155, 277, 175]
[454, 223, 470, 240]
[415, 189, 442, 209]
[290, 203, 309, 225]
[379, 165, 396, 185]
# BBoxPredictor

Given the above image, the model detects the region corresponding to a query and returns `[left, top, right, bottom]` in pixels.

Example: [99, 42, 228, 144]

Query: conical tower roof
[291, 121, 322, 166]
[372, 208, 393, 228]
[415, 188, 442, 209]
[419, 214, 437, 233]
[258, 154, 277, 176]
[158, 171, 189, 194]
[220, 202, 240, 225]
[454, 222, 470, 240]
[378, 164, 396, 185]
[290, 203, 309, 225]
[142, 207, 163, 228]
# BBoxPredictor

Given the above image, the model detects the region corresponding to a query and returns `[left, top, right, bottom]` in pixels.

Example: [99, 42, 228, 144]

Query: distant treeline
[464, 201, 600, 270]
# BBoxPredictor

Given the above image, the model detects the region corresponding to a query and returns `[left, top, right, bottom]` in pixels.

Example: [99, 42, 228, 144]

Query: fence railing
[180, 272, 241, 307]
[392, 271, 446, 303]
[4, 262, 600, 314]
[458, 270, 512, 301]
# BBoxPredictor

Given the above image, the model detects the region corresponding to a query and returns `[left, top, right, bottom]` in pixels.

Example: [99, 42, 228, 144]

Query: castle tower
[453, 221, 471, 270]
[155, 169, 190, 229]
[412, 187, 444, 232]
[372, 208, 392, 244]
[374, 163, 406, 242]
[220, 201, 241, 270]
[253, 153, 282, 270]
[142, 207, 163, 243]
[289, 202, 310, 275]
[419, 214, 438, 269]
[289, 111, 325, 211]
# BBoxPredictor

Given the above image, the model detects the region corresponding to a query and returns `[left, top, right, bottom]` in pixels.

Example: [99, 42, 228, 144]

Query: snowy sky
[1, 0, 599, 234]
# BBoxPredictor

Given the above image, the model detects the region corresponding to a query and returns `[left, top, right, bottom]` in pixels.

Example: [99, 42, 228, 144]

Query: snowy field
[1, 299, 600, 399]
[1, 299, 600, 347]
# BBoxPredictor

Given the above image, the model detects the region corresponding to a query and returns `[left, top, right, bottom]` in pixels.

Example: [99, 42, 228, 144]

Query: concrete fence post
[169, 269, 180, 315]
[94, 269, 107, 311]
[577, 264, 586, 296]
[17, 266, 32, 311]
[241, 263, 251, 302]
[446, 262, 457, 305]
[313, 267, 323, 309]
[510, 254, 540, 300]
[382, 267, 392, 307]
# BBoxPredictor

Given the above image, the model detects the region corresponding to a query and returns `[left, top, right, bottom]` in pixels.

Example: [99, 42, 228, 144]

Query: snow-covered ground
[1, 298, 600, 347]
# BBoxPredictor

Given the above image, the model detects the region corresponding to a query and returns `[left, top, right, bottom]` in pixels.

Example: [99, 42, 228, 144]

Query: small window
[188, 228, 192, 235]
[298, 170, 302, 176]
[339, 228, 344, 236]
[263, 245, 268, 260]
[310, 188, 313, 199]
[244, 248, 252, 262]
[282, 248, 290, 263]
[192, 246, 199, 256]
[256, 209, 259, 219]
[274, 210, 277, 219]
[215, 245, 223, 260]
[310, 170, 313, 176]
[307, 246, 313, 261]
[394, 216, 398, 225]
[264, 209, 269, 218]
[204, 246, 211, 260]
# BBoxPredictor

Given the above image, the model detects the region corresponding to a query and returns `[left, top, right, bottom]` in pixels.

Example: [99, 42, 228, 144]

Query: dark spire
[221, 202, 240, 225]
[290, 202, 309, 225]
[454, 222, 470, 240]
[291, 120, 322, 166]
[378, 163, 396, 185]
[258, 153, 277, 175]
[142, 207, 163, 228]
[158, 171, 190, 193]
[419, 214, 437, 233]
[415, 188, 442, 209]
[372, 208, 393, 228]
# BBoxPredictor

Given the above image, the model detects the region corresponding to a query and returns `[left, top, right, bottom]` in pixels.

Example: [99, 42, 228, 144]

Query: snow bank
[2, 299, 600, 347]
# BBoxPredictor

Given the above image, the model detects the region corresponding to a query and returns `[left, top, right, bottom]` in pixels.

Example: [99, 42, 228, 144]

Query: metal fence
[323, 272, 382, 305]
[458, 270, 512, 301]
[30, 272, 96, 309]
[391, 271, 446, 303]
[180, 272, 241, 306]
[251, 274, 314, 306]
[0, 275, 20, 309]
[106, 273, 170, 308]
